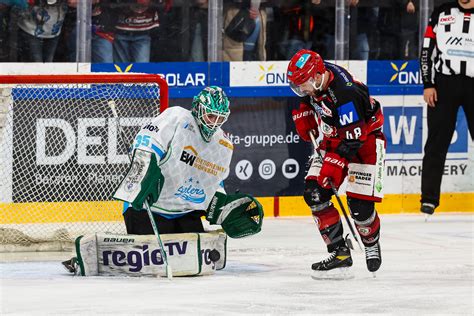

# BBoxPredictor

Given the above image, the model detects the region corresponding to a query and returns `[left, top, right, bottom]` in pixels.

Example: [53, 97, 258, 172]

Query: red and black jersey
[301, 62, 384, 160]
[420, 2, 474, 88]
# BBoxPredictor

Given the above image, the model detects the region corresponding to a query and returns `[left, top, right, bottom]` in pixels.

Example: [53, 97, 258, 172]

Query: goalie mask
[287, 49, 326, 96]
[191, 86, 230, 142]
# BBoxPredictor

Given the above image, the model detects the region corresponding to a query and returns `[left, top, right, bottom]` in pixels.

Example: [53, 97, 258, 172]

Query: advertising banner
[92, 62, 227, 98]
[171, 98, 310, 197]
[172, 94, 472, 198]
[378, 95, 472, 194]
[3, 61, 470, 204]
[9, 93, 156, 203]
[229, 61, 289, 87]
[367, 60, 424, 95]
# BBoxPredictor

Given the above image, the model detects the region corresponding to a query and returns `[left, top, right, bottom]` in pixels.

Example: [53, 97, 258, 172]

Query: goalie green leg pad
[74, 232, 227, 277]
[198, 230, 227, 274]
[75, 234, 98, 276]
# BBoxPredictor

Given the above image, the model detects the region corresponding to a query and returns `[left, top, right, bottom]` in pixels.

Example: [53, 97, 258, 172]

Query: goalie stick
[108, 100, 173, 279]
[309, 131, 363, 251]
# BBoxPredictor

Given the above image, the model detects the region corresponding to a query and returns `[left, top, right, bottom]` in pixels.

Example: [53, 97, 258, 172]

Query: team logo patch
[338, 102, 359, 126]
[320, 121, 337, 137]
[295, 54, 311, 69]
[357, 226, 371, 236]
[174, 177, 206, 204]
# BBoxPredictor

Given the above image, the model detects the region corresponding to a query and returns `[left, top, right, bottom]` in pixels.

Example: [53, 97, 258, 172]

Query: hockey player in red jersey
[287, 49, 385, 277]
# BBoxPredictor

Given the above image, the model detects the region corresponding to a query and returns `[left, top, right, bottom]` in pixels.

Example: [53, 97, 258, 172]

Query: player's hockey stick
[108, 100, 173, 279]
[309, 131, 363, 251]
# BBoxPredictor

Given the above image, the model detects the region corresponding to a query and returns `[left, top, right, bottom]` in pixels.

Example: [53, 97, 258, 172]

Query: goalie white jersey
[132, 106, 233, 216]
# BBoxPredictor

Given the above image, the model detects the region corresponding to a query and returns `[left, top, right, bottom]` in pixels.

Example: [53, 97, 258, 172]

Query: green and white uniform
[132, 106, 234, 218]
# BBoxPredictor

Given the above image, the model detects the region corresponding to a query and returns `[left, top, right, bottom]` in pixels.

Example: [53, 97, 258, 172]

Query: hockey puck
[209, 249, 220, 262]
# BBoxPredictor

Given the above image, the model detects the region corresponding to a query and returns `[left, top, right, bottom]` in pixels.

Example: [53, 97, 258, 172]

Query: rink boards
[0, 61, 472, 223]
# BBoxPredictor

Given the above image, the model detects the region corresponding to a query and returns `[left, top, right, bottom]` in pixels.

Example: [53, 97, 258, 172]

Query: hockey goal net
[0, 74, 168, 252]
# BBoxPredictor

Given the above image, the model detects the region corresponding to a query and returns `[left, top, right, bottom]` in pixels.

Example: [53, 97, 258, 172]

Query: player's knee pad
[305, 181, 344, 251]
[303, 180, 332, 211]
[347, 198, 374, 222]
[347, 197, 380, 245]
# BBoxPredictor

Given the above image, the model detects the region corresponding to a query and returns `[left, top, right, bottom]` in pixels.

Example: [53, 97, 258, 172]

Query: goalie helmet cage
[0, 74, 168, 252]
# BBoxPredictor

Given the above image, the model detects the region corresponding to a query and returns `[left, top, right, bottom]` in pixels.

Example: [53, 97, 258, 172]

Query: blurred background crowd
[0, 0, 447, 63]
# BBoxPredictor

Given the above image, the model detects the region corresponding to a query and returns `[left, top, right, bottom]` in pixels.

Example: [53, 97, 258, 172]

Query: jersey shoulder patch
[217, 130, 234, 151]
[219, 139, 234, 151]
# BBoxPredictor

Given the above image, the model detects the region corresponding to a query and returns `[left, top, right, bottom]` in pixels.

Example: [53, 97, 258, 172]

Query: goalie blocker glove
[113, 149, 164, 210]
[206, 192, 264, 238]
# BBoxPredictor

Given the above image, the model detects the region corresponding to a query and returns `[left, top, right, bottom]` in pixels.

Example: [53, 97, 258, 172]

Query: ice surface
[1, 214, 473, 315]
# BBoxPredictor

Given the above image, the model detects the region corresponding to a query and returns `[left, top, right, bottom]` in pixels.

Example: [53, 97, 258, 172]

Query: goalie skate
[311, 246, 354, 280]
[62, 257, 78, 275]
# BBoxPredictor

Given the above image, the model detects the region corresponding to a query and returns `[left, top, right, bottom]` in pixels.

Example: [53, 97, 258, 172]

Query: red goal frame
[0, 74, 169, 111]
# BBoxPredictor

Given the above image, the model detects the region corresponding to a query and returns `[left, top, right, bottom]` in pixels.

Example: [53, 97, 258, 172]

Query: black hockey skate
[311, 246, 353, 280]
[62, 257, 78, 274]
[365, 242, 381, 273]
[421, 203, 436, 222]
[420, 203, 436, 215]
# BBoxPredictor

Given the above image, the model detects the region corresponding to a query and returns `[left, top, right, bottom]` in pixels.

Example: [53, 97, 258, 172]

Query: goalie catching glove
[206, 192, 264, 238]
[113, 149, 164, 210]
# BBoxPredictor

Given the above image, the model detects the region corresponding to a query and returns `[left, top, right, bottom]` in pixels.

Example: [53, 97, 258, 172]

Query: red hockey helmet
[287, 49, 326, 96]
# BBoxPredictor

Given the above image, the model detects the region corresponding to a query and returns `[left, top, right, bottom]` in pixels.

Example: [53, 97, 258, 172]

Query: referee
[419, 0, 474, 215]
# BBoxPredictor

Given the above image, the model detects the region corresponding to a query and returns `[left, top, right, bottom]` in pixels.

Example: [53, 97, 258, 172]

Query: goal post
[0, 74, 168, 252]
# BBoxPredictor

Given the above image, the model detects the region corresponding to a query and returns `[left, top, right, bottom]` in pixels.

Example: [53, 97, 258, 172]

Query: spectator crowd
[0, 0, 440, 63]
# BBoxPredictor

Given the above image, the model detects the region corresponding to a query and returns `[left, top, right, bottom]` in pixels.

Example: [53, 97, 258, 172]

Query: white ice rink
[1, 214, 473, 315]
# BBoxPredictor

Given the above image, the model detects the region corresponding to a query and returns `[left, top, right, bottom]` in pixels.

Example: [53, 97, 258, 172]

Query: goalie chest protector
[134, 107, 234, 216]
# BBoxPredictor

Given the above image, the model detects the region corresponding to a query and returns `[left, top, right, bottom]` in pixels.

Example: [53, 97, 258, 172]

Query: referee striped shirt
[420, 1, 474, 88]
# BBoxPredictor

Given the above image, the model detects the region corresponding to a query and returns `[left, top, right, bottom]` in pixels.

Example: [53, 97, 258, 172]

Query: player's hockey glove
[292, 103, 318, 142]
[113, 149, 164, 210]
[318, 152, 347, 189]
[206, 192, 264, 238]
